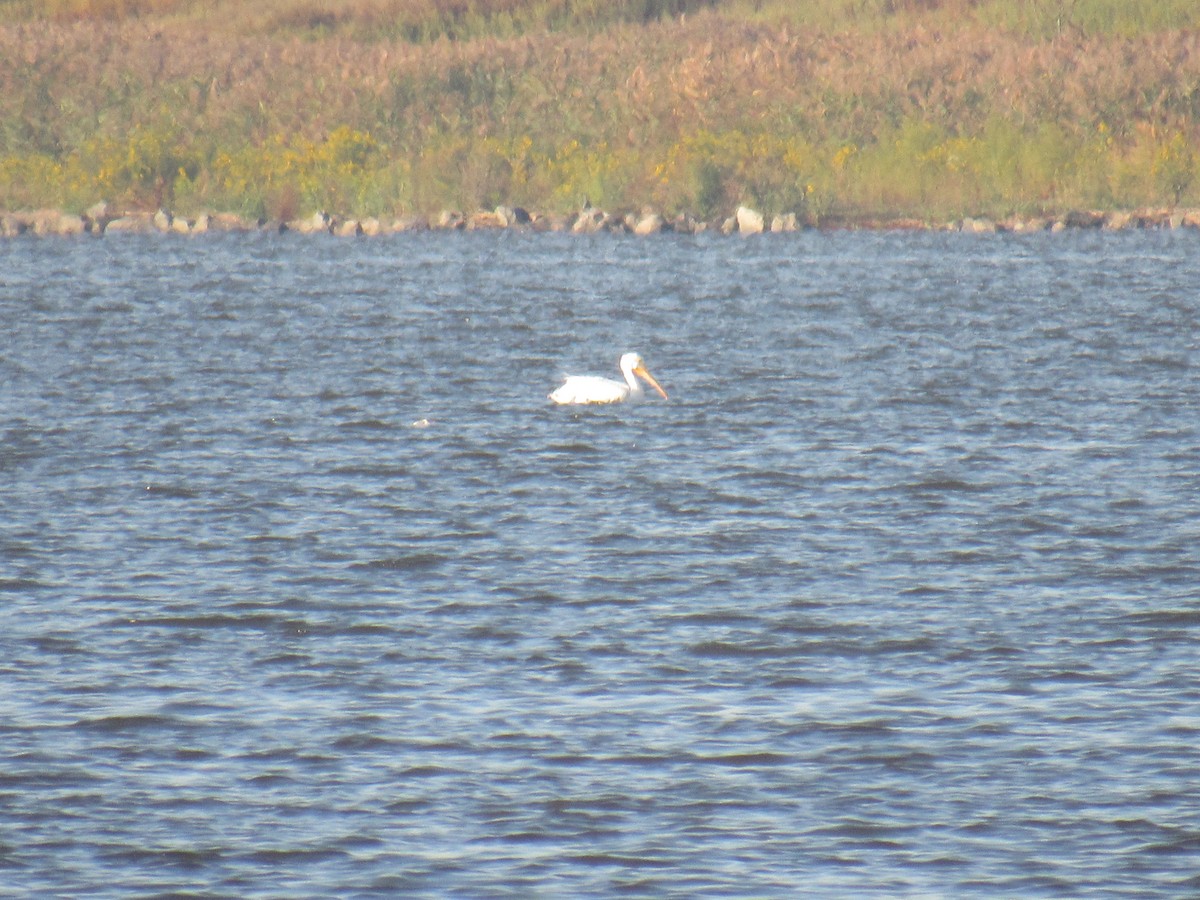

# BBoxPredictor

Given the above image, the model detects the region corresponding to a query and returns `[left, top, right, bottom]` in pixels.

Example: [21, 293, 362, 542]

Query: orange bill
[633, 364, 669, 400]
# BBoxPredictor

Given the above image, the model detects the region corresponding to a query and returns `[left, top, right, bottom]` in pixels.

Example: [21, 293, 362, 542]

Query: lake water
[2, 228, 1198, 897]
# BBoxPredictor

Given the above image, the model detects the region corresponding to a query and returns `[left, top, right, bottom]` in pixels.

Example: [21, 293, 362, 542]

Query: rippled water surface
[2, 229, 1199, 897]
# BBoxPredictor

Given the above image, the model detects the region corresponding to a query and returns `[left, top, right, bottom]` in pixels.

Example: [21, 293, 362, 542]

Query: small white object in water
[411, 418, 431, 428]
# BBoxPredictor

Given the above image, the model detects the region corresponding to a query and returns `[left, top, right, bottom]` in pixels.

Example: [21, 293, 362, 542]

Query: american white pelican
[549, 352, 669, 405]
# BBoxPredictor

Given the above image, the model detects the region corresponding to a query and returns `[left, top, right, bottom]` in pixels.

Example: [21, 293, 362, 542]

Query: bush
[1, 1, 1199, 220]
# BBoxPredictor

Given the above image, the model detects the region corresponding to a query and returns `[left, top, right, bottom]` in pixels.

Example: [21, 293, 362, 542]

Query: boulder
[435, 210, 465, 230]
[572, 207, 605, 234]
[468, 210, 505, 230]
[170, 215, 192, 234]
[1, 214, 28, 237]
[1005, 217, 1043, 233]
[359, 217, 383, 236]
[532, 213, 572, 232]
[735, 205, 765, 234]
[960, 217, 996, 233]
[601, 212, 629, 233]
[209, 212, 255, 232]
[1063, 209, 1104, 229]
[57, 213, 87, 235]
[17, 210, 52, 235]
[26, 210, 86, 236]
[634, 212, 667, 236]
[104, 212, 155, 234]
[770, 212, 799, 232]
[290, 211, 332, 234]
[153, 208, 173, 232]
[494, 205, 531, 228]
[191, 213, 210, 233]
[1103, 211, 1134, 231]
[84, 201, 112, 232]
[391, 214, 429, 232]
[333, 218, 362, 237]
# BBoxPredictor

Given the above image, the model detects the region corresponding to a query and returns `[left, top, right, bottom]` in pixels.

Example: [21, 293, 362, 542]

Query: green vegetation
[1, 0, 1199, 223]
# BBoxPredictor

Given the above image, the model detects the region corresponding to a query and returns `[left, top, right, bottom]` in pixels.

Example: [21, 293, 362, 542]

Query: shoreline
[5, 203, 1200, 239]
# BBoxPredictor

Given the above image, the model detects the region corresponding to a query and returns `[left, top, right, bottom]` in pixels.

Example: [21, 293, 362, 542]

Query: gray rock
[572, 207, 605, 234]
[57, 213, 87, 235]
[1, 213, 28, 237]
[532, 213, 572, 232]
[494, 205, 531, 227]
[1064, 210, 1104, 229]
[24, 210, 86, 235]
[290, 211, 332, 234]
[391, 214, 429, 232]
[1008, 217, 1049, 233]
[601, 212, 629, 233]
[104, 213, 155, 234]
[634, 212, 666, 236]
[208, 212, 255, 232]
[468, 210, 505, 229]
[84, 201, 112, 232]
[735, 205, 764, 234]
[1103, 211, 1134, 231]
[960, 216, 996, 233]
[770, 212, 799, 232]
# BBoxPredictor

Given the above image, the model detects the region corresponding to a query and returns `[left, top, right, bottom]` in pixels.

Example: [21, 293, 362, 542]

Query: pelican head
[620, 352, 669, 400]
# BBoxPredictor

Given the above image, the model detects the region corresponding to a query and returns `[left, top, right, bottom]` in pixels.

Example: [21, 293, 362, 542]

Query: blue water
[2, 229, 1199, 897]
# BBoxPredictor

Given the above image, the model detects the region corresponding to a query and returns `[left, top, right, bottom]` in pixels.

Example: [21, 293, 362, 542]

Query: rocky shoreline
[5, 202, 1200, 239]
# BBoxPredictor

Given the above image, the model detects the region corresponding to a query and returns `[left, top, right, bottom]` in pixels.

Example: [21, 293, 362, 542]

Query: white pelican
[549, 352, 669, 405]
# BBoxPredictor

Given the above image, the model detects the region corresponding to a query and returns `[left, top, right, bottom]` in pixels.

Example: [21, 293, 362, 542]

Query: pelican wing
[549, 375, 629, 405]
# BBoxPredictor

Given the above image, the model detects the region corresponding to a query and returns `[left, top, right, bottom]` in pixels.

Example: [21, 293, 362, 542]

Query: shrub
[2, 2, 1200, 220]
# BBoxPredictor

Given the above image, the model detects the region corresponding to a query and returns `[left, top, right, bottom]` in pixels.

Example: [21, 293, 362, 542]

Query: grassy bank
[2, 0, 1199, 224]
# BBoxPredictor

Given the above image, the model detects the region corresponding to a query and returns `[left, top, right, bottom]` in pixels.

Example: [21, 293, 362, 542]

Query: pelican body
[549, 352, 669, 405]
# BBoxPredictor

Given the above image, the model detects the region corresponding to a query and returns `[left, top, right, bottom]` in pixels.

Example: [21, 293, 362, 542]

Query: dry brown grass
[1, 3, 1198, 219]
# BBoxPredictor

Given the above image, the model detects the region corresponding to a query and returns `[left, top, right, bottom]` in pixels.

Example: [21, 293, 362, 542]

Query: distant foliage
[1, 1, 1199, 220]
[10, 0, 722, 40]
